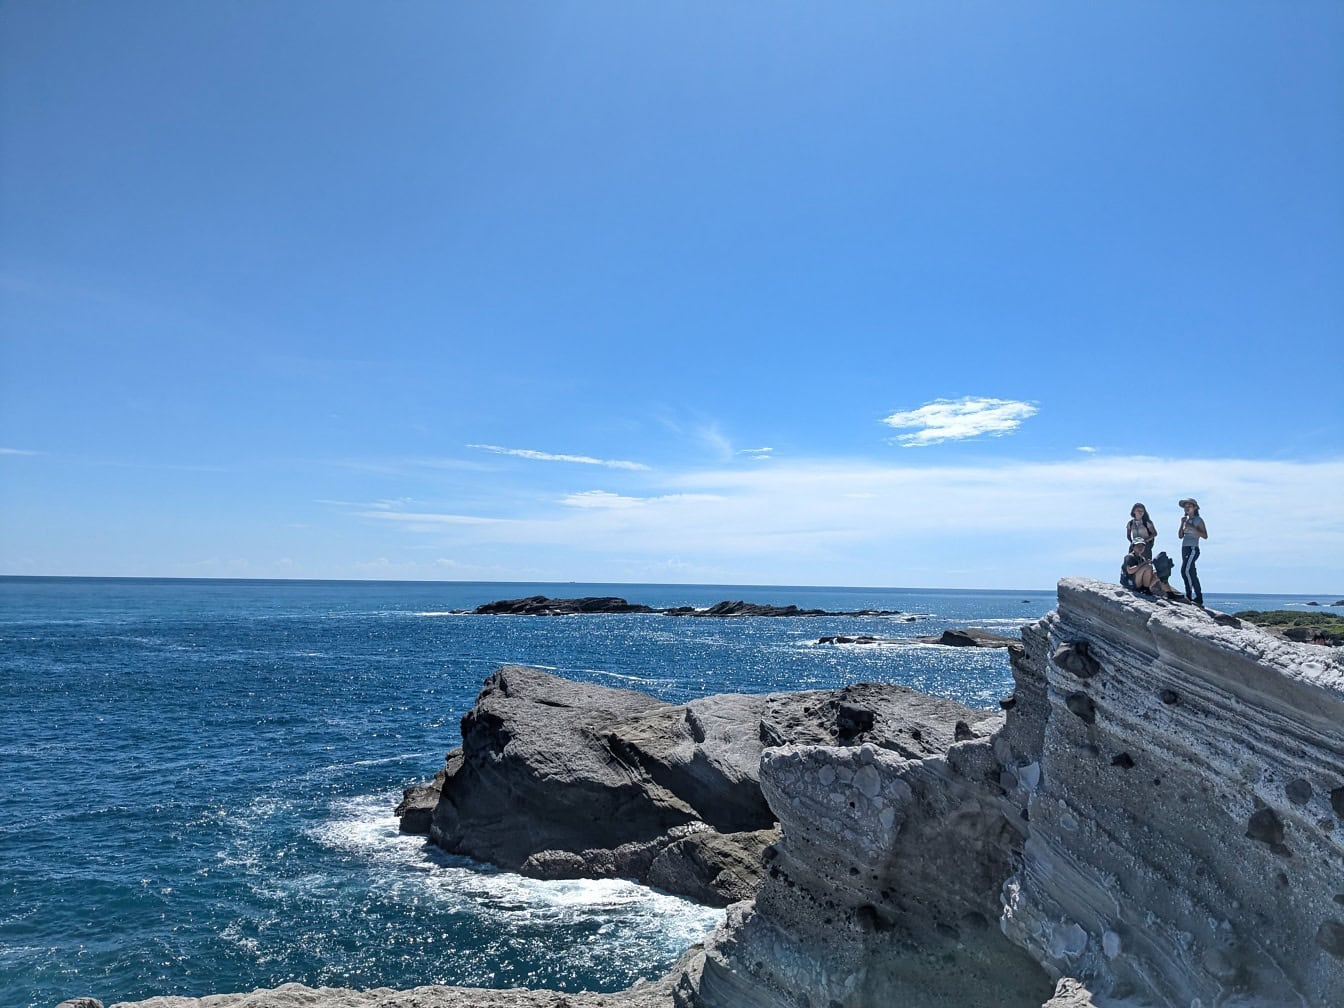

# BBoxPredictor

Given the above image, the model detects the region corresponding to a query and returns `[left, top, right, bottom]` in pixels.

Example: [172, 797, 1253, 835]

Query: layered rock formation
[688, 579, 1344, 1008]
[398, 666, 992, 906]
[998, 580, 1344, 1005]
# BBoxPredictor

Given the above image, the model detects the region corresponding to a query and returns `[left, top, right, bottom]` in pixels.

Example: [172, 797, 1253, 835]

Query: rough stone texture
[690, 738, 1054, 1008]
[689, 579, 1344, 1008]
[103, 948, 707, 1008]
[417, 667, 988, 906]
[1039, 978, 1100, 1007]
[998, 578, 1344, 1007]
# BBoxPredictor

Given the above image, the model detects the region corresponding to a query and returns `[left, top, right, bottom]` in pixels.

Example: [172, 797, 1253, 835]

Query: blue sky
[2, 2, 1341, 592]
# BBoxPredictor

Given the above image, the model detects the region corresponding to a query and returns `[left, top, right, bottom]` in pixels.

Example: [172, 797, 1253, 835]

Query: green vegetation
[1234, 610, 1344, 644]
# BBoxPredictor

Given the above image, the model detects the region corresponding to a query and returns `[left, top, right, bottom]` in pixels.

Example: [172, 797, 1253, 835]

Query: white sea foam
[311, 792, 724, 940]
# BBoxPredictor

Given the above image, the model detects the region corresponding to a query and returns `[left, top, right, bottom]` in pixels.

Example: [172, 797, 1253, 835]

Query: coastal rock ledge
[80, 578, 1344, 1008]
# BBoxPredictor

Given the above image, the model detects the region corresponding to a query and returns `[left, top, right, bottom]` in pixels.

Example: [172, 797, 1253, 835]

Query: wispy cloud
[0, 448, 40, 456]
[738, 447, 774, 461]
[468, 443, 650, 471]
[880, 397, 1038, 446]
[355, 510, 509, 525]
[560, 491, 645, 509]
[560, 490, 724, 509]
[1077, 446, 1098, 453]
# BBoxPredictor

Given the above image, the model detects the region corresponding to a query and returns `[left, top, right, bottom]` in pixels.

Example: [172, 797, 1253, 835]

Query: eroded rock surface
[407, 666, 990, 906]
[999, 579, 1344, 1007]
[690, 578, 1344, 1008]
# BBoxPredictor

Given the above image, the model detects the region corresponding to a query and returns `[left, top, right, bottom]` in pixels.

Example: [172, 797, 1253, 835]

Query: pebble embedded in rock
[1053, 640, 1101, 679]
[854, 765, 882, 799]
[1284, 779, 1312, 806]
[1317, 920, 1344, 958]
[1246, 808, 1285, 847]
[1159, 689, 1180, 705]
[1102, 930, 1122, 959]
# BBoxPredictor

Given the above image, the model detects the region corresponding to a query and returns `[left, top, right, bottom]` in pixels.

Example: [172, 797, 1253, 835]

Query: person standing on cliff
[1178, 498, 1207, 606]
[1125, 503, 1157, 554]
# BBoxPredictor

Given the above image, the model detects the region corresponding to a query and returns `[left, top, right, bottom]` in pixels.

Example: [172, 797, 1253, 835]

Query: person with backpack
[1125, 503, 1157, 555]
[1123, 540, 1179, 598]
[1178, 498, 1208, 606]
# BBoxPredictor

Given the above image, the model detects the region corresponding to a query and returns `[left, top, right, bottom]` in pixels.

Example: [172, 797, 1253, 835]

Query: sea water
[0, 577, 1325, 1008]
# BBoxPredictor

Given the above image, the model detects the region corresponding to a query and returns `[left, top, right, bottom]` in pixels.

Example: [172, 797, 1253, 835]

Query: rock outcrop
[688, 579, 1344, 1008]
[997, 579, 1344, 1006]
[461, 596, 904, 617]
[813, 626, 1018, 647]
[400, 666, 993, 907]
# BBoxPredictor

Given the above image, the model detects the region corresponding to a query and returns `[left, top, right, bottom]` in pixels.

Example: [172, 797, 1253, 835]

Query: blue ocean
[1, 577, 1326, 1008]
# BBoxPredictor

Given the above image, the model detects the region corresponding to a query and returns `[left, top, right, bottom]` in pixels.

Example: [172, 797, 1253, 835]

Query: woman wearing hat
[1123, 540, 1180, 598]
[1178, 498, 1207, 606]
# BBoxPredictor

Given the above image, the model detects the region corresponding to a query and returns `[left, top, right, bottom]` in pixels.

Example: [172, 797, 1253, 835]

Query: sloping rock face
[688, 706, 1053, 1007]
[412, 666, 992, 906]
[999, 578, 1344, 1006]
[688, 578, 1344, 1008]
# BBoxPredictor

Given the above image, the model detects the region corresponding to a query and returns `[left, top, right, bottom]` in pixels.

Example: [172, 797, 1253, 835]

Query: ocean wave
[308, 793, 724, 932]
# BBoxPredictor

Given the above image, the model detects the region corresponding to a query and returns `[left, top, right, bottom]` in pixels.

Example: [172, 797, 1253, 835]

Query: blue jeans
[1181, 543, 1203, 602]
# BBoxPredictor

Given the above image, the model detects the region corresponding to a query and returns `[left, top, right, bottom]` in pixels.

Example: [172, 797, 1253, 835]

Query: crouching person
[1124, 541, 1180, 599]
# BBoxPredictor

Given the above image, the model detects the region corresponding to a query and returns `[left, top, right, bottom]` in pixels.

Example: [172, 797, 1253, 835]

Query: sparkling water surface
[1, 577, 1326, 1007]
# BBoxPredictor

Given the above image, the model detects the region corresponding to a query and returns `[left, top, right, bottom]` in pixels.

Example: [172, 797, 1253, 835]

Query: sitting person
[1123, 541, 1180, 598]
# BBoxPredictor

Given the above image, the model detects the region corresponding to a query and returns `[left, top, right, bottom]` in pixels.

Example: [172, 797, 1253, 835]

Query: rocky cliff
[688, 578, 1344, 1008]
[73, 579, 1344, 1008]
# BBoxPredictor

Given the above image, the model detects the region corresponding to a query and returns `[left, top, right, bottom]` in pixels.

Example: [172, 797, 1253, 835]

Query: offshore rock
[462, 596, 904, 617]
[410, 666, 989, 906]
[913, 627, 1020, 648]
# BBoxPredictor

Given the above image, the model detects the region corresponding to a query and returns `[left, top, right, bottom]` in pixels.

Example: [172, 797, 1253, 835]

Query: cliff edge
[689, 578, 1344, 1008]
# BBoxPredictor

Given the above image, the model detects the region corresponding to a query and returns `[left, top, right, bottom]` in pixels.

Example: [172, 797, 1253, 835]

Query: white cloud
[358, 454, 1343, 592]
[1077, 446, 1098, 453]
[468, 443, 650, 471]
[880, 397, 1038, 446]
[355, 510, 508, 525]
[0, 448, 39, 455]
[560, 491, 724, 509]
[561, 491, 645, 509]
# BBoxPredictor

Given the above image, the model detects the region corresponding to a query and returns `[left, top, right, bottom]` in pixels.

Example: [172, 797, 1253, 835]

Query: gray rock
[411, 666, 986, 906]
[915, 627, 1020, 648]
[56, 1000, 103, 1008]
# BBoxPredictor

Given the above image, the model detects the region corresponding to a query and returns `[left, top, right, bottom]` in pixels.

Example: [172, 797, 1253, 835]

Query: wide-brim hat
[1178, 498, 1199, 508]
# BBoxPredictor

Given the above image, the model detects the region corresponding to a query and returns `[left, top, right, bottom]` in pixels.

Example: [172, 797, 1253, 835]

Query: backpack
[1153, 551, 1174, 581]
